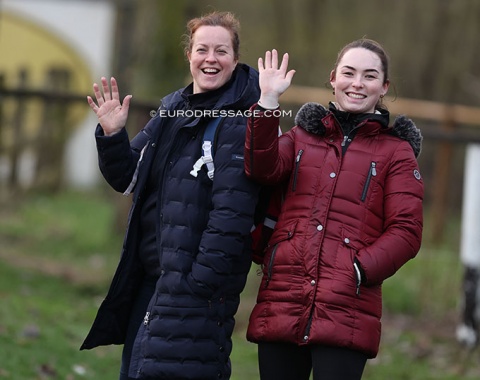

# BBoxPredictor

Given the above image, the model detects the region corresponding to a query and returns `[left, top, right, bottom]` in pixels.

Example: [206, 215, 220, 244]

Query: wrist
[103, 126, 123, 137]
[258, 94, 279, 109]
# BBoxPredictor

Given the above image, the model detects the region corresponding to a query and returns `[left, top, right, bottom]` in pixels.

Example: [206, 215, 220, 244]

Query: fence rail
[1, 83, 479, 242]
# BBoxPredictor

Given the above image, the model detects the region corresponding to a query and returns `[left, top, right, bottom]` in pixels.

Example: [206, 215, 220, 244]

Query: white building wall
[3, 0, 116, 188]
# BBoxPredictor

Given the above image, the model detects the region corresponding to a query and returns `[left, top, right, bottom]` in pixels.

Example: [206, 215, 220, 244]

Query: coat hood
[294, 102, 422, 157]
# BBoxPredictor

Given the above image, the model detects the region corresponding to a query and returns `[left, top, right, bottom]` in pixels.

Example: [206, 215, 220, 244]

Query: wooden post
[35, 68, 71, 191]
[456, 144, 480, 348]
[9, 69, 28, 190]
[429, 114, 455, 242]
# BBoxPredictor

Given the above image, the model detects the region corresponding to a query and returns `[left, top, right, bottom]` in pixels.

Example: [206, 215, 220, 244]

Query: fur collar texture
[294, 102, 422, 157]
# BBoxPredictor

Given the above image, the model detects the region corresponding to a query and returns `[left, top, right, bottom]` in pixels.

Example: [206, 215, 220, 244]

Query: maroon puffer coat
[245, 102, 423, 358]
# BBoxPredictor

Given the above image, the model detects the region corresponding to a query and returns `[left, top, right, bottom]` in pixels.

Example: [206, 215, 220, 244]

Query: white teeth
[348, 93, 365, 99]
[203, 68, 219, 73]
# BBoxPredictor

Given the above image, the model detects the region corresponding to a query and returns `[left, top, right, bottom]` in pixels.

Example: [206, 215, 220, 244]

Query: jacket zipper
[265, 244, 278, 288]
[361, 162, 376, 202]
[354, 261, 362, 295]
[292, 149, 304, 191]
[302, 307, 315, 343]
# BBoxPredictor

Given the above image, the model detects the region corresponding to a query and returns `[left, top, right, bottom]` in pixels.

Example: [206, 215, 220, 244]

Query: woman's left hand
[257, 49, 296, 107]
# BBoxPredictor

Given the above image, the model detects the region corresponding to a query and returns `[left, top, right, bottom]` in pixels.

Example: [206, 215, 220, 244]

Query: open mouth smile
[202, 68, 220, 75]
[346, 92, 366, 99]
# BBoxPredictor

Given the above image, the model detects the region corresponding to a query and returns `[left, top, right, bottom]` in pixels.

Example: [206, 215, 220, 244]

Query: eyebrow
[195, 43, 231, 48]
[342, 65, 380, 74]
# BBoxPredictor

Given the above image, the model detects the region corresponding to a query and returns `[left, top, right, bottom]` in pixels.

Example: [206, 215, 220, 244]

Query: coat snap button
[310, 280, 316, 286]
[344, 238, 350, 244]
[329, 172, 336, 178]
[316, 224, 323, 231]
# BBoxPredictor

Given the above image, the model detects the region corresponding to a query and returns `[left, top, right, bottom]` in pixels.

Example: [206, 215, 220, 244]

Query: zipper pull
[296, 149, 304, 162]
[371, 162, 377, 176]
[265, 278, 270, 288]
[354, 262, 362, 296]
[143, 311, 150, 326]
[341, 135, 348, 147]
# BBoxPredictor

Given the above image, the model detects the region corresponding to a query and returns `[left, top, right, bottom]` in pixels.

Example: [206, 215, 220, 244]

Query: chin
[201, 83, 222, 92]
[343, 104, 372, 114]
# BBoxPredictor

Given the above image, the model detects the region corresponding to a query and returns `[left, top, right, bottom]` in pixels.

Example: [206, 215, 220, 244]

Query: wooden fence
[1, 76, 480, 242]
[0, 70, 154, 194]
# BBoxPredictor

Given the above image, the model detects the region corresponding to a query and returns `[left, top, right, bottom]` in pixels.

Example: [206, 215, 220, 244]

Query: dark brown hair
[183, 11, 240, 60]
[333, 38, 390, 85]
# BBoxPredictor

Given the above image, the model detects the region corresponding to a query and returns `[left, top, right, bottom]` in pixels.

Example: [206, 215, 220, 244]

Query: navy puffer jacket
[81, 64, 260, 379]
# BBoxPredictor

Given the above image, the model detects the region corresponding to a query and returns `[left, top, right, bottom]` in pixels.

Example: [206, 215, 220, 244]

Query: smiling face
[330, 47, 389, 114]
[187, 26, 238, 94]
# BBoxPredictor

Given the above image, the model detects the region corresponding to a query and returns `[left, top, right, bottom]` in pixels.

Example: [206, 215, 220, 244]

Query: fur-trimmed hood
[294, 102, 422, 158]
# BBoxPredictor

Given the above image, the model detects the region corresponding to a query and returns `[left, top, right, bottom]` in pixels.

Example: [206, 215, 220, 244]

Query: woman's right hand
[87, 76, 132, 136]
[257, 49, 296, 108]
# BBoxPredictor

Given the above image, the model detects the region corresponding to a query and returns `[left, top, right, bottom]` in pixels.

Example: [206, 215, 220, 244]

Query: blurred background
[0, 0, 480, 379]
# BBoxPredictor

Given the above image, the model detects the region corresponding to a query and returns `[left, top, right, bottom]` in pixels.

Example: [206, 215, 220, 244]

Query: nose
[352, 75, 364, 88]
[205, 49, 217, 62]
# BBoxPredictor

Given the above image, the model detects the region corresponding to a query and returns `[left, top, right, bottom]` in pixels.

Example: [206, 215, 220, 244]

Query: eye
[342, 71, 353, 77]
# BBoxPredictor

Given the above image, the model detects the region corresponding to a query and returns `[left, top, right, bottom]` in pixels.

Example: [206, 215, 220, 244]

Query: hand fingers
[271, 49, 278, 70]
[122, 94, 132, 113]
[86, 96, 98, 112]
[258, 57, 264, 72]
[279, 53, 289, 75]
[110, 77, 120, 101]
[92, 82, 104, 106]
[261, 50, 290, 73]
[285, 69, 296, 84]
[101, 77, 111, 101]
[264, 50, 272, 69]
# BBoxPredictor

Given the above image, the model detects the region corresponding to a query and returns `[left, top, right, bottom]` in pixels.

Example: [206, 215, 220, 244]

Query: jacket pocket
[361, 161, 377, 202]
[330, 227, 363, 297]
[292, 149, 304, 192]
[265, 219, 298, 287]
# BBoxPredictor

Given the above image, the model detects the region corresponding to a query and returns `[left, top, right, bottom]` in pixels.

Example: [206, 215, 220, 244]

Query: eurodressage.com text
[154, 109, 293, 118]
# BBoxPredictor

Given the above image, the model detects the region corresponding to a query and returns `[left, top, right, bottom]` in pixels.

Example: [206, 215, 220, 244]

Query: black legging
[258, 342, 368, 380]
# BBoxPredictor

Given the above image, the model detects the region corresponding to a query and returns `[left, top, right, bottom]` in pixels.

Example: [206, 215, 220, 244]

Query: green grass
[0, 261, 122, 379]
[0, 190, 478, 379]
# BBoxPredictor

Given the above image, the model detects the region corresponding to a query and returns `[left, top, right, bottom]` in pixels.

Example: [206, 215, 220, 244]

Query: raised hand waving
[87, 77, 132, 136]
[257, 49, 296, 109]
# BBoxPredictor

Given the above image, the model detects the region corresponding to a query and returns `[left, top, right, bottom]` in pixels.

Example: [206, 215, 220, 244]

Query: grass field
[0, 190, 479, 379]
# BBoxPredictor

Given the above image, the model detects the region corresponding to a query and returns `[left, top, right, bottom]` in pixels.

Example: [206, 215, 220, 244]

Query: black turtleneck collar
[328, 102, 389, 136]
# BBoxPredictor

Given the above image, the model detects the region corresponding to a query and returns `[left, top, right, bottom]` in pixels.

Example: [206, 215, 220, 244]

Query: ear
[186, 51, 192, 62]
[329, 70, 336, 88]
[382, 79, 390, 96]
